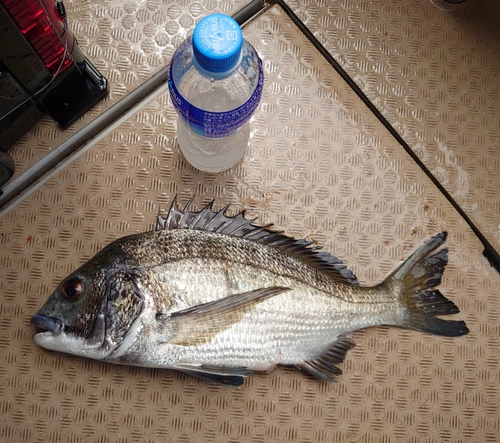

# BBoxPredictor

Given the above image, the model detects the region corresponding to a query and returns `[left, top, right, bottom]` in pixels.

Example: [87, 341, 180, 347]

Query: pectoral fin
[157, 286, 289, 347]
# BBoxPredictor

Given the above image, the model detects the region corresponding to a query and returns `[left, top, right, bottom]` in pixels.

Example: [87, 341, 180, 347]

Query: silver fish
[31, 197, 468, 386]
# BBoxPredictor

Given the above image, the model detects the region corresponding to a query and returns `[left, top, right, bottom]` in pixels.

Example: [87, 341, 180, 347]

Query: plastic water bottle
[168, 14, 264, 172]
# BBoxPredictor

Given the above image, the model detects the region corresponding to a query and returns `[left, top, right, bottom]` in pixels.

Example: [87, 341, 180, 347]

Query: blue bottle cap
[192, 14, 243, 77]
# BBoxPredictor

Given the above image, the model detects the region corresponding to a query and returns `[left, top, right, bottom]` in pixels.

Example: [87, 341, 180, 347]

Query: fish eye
[61, 279, 84, 301]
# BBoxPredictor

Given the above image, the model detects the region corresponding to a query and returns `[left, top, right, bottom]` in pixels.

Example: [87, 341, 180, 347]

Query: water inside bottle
[177, 118, 250, 172]
[178, 66, 254, 112]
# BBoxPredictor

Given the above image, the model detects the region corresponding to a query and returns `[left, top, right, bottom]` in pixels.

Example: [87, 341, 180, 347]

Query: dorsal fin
[156, 196, 359, 286]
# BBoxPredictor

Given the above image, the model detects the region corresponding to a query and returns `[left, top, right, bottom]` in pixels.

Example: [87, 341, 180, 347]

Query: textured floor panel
[6, 0, 250, 182]
[287, 0, 500, 253]
[1, 3, 499, 443]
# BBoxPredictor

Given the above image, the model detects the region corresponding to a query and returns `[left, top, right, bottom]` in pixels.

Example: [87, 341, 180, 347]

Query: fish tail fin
[391, 232, 469, 337]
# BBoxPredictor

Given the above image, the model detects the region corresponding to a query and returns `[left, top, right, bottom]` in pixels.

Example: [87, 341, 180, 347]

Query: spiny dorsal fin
[156, 196, 359, 286]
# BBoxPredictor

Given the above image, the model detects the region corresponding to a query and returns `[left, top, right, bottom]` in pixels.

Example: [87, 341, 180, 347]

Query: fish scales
[115, 272, 385, 369]
[121, 228, 387, 305]
[31, 197, 468, 386]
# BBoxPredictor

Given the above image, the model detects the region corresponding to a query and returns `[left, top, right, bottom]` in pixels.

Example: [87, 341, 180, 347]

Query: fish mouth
[31, 314, 64, 336]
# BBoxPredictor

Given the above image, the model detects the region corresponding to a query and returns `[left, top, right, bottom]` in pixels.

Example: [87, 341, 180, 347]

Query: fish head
[31, 239, 144, 360]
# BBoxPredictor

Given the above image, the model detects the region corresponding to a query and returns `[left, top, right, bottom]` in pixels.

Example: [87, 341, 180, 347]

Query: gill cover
[32, 240, 145, 358]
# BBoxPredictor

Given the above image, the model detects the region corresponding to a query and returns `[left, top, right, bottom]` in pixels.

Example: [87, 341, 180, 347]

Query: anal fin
[297, 338, 356, 382]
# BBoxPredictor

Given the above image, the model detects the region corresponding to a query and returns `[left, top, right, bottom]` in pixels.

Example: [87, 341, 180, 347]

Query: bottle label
[168, 57, 264, 138]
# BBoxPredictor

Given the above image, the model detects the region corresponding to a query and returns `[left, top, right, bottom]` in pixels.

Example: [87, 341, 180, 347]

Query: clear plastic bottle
[168, 14, 264, 172]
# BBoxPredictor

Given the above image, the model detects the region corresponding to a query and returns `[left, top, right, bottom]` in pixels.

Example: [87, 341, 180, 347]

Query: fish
[31, 196, 468, 386]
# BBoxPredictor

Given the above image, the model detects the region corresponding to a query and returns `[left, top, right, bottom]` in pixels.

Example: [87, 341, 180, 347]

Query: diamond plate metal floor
[0, 1, 498, 442]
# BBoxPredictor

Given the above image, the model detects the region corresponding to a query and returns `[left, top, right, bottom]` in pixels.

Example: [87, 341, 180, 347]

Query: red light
[1, 0, 73, 76]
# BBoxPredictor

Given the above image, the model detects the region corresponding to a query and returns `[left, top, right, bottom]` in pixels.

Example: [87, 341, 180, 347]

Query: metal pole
[0, 2, 268, 210]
